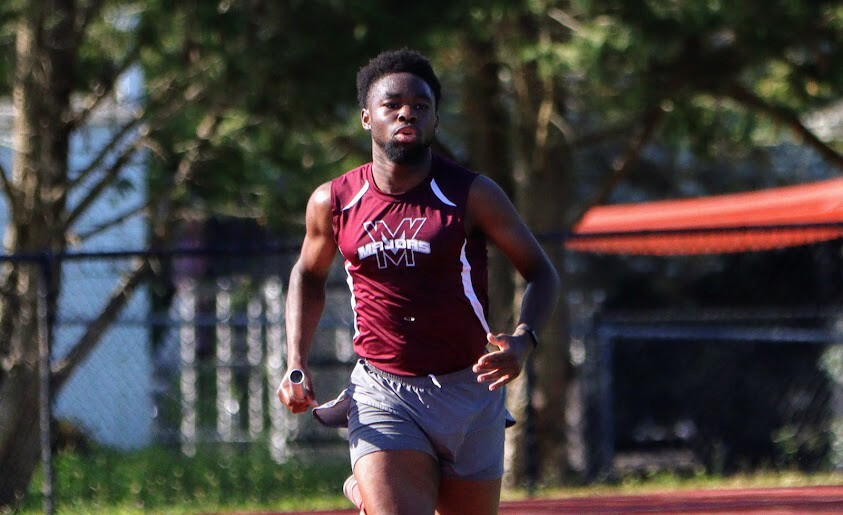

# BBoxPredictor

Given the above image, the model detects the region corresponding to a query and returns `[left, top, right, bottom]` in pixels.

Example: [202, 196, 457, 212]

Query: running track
[256, 485, 843, 514]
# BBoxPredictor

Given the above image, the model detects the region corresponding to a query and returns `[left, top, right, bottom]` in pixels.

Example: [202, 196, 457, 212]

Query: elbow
[548, 262, 562, 298]
[290, 260, 329, 292]
[536, 254, 562, 302]
[527, 258, 561, 298]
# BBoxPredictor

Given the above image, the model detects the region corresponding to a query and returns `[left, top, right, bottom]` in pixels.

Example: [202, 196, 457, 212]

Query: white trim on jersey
[342, 180, 370, 211]
[344, 261, 360, 339]
[459, 240, 490, 334]
[430, 178, 457, 207]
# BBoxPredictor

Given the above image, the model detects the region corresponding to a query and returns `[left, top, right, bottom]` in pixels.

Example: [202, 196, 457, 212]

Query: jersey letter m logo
[358, 218, 430, 268]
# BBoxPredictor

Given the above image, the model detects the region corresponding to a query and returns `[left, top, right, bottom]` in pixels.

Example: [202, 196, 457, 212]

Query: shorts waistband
[359, 359, 479, 388]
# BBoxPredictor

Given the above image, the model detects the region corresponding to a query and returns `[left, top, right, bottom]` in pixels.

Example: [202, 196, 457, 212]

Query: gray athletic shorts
[328, 359, 512, 481]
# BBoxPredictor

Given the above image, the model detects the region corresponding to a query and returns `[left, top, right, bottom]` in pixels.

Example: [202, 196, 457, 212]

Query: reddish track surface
[255, 485, 843, 514]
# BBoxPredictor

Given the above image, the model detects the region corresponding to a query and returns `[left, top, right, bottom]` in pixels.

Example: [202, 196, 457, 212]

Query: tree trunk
[518, 155, 574, 483]
[0, 363, 41, 505]
[0, 1, 77, 509]
[458, 34, 538, 486]
[504, 18, 576, 485]
[459, 18, 576, 485]
[459, 37, 515, 331]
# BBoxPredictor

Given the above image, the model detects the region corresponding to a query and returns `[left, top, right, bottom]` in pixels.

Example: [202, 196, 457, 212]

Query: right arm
[277, 182, 337, 413]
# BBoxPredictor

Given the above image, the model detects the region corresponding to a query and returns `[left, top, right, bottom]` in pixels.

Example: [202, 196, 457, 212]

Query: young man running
[278, 48, 560, 515]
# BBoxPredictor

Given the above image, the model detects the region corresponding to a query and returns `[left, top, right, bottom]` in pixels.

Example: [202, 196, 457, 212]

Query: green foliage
[563, 0, 843, 155]
[21, 445, 350, 514]
[7, 0, 832, 232]
[131, 0, 499, 233]
[0, 0, 839, 231]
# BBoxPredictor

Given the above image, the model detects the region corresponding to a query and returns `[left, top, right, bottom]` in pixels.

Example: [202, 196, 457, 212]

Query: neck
[371, 148, 433, 194]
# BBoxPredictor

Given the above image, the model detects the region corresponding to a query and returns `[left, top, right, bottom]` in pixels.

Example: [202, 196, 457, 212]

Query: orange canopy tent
[567, 177, 843, 255]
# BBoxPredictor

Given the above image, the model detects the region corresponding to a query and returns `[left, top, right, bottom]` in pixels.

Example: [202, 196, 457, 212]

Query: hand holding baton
[278, 367, 316, 413]
[288, 368, 306, 399]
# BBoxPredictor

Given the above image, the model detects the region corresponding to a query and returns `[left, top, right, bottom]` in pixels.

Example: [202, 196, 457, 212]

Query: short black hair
[356, 48, 442, 110]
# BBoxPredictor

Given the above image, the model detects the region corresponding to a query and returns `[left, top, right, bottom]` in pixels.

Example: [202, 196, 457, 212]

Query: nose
[398, 104, 416, 123]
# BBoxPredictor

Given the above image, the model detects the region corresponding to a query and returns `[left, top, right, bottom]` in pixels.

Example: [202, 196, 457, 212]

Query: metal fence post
[215, 278, 234, 442]
[596, 324, 615, 481]
[264, 276, 286, 462]
[247, 294, 265, 440]
[524, 354, 538, 496]
[37, 252, 55, 515]
[585, 312, 614, 482]
[178, 279, 198, 456]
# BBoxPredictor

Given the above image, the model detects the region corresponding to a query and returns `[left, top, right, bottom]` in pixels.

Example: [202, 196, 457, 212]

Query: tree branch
[69, 74, 187, 190]
[71, 40, 142, 130]
[51, 111, 219, 392]
[74, 0, 105, 43]
[66, 81, 210, 232]
[51, 256, 151, 390]
[149, 111, 223, 239]
[63, 136, 147, 232]
[51, 72, 217, 391]
[71, 68, 204, 191]
[0, 161, 17, 217]
[174, 113, 222, 185]
[69, 115, 144, 190]
[567, 121, 637, 149]
[571, 106, 666, 225]
[547, 8, 587, 35]
[531, 71, 556, 173]
[73, 200, 149, 243]
[723, 84, 843, 172]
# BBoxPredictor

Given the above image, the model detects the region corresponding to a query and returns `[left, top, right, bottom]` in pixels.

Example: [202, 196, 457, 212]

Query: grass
[20, 445, 351, 515]
[17, 446, 843, 515]
[504, 470, 843, 502]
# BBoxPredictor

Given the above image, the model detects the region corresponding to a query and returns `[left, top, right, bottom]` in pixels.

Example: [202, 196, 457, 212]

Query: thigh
[436, 476, 501, 515]
[436, 388, 507, 480]
[348, 400, 436, 467]
[354, 450, 440, 515]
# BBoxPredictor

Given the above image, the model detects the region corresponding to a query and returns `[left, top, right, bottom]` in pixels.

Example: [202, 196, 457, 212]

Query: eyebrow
[382, 91, 433, 103]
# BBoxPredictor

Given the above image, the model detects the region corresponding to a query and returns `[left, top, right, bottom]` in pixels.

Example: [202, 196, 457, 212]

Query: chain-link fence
[4, 230, 843, 512]
[568, 238, 843, 481]
[2, 247, 356, 513]
[50, 248, 356, 456]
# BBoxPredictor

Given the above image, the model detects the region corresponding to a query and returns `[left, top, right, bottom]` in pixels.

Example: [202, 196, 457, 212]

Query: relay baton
[288, 368, 306, 398]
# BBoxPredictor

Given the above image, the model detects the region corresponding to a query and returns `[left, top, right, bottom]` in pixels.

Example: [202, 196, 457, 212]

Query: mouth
[393, 125, 418, 142]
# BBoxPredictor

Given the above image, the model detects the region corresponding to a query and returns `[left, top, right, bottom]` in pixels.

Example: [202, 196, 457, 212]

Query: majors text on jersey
[357, 217, 432, 268]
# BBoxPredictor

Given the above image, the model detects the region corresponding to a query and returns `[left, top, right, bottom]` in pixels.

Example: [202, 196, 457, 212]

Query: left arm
[467, 175, 562, 390]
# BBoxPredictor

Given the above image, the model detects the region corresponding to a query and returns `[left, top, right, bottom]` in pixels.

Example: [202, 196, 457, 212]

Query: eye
[415, 104, 430, 110]
[384, 102, 399, 109]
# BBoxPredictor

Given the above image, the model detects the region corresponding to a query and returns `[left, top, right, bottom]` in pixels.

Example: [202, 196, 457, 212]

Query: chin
[385, 141, 430, 164]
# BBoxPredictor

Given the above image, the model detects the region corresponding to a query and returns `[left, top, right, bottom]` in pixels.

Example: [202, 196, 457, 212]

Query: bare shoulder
[469, 174, 508, 201]
[305, 181, 334, 234]
[310, 181, 333, 209]
[468, 174, 556, 283]
[466, 174, 519, 232]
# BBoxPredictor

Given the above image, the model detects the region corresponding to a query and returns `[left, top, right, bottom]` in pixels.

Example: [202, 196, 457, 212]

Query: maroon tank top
[331, 154, 489, 376]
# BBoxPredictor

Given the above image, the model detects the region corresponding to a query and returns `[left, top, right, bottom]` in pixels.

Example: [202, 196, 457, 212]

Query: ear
[361, 108, 371, 131]
[434, 113, 440, 132]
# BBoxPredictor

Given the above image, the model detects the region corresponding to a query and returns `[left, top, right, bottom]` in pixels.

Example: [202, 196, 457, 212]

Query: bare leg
[353, 450, 440, 515]
[435, 476, 501, 515]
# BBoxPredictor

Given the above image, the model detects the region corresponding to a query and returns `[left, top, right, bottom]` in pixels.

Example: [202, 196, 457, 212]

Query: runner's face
[362, 72, 438, 164]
